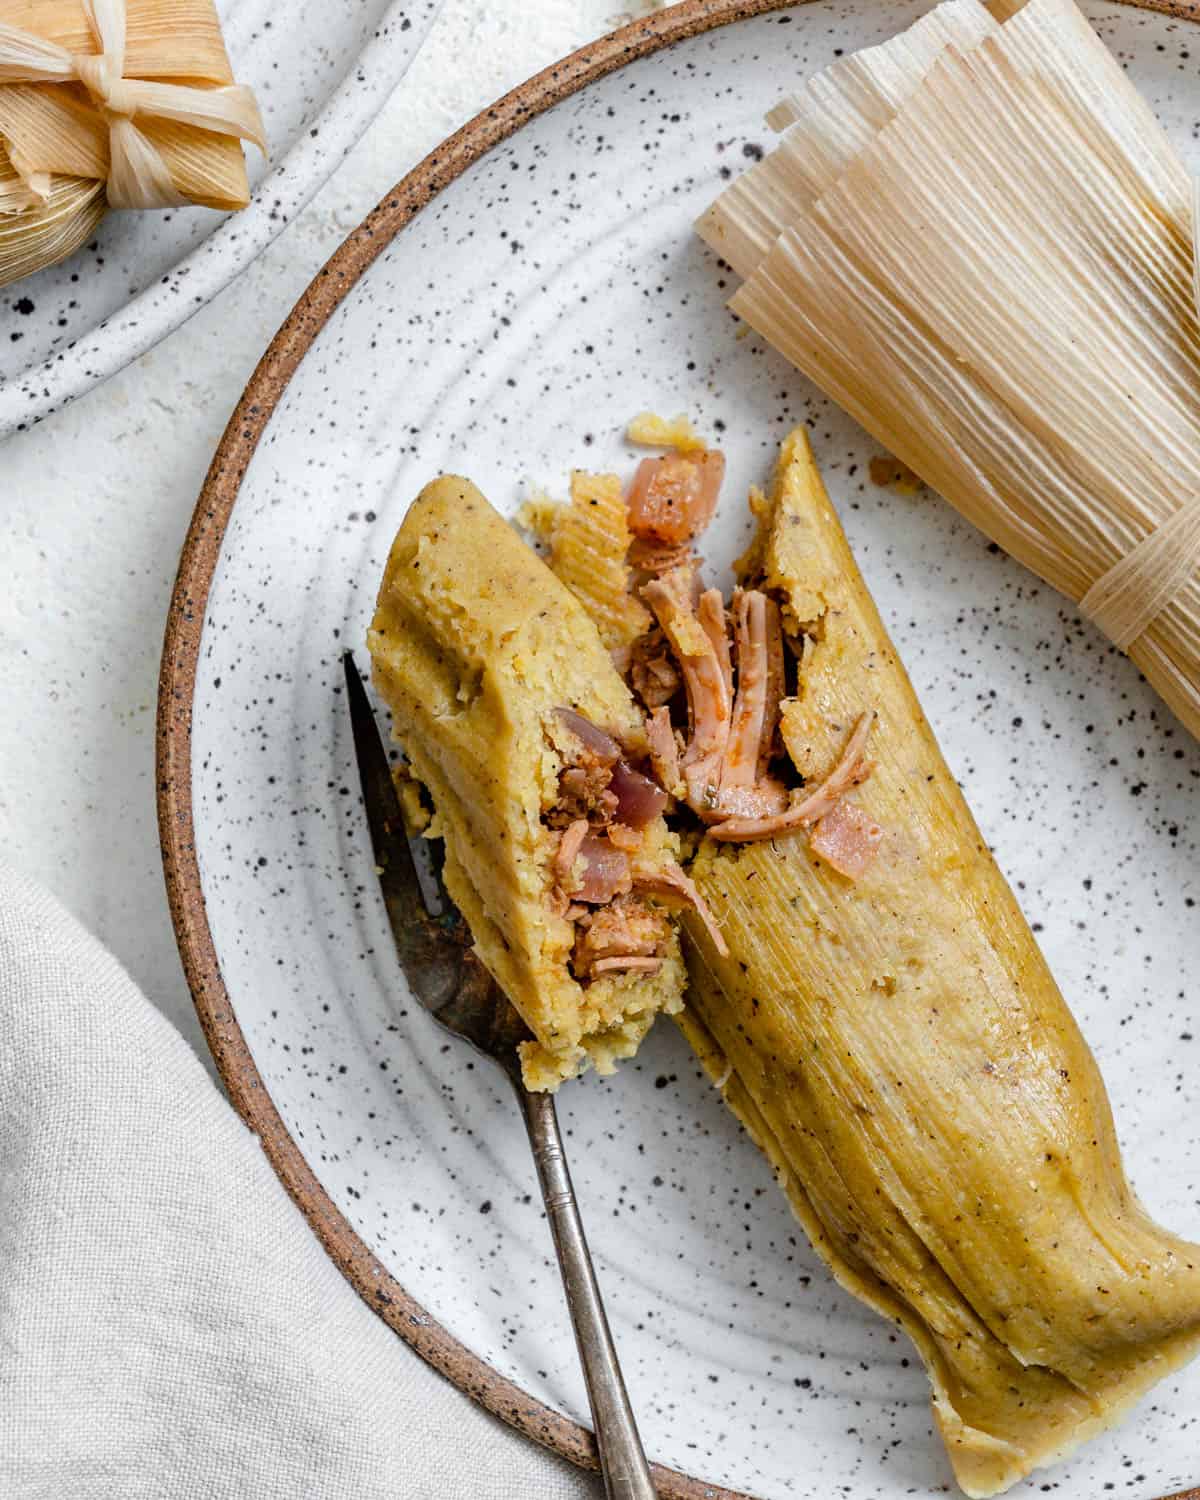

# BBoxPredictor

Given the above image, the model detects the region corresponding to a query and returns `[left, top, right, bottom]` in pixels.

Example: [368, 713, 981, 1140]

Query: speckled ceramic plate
[0, 0, 441, 438]
[158, 2, 1200, 1496]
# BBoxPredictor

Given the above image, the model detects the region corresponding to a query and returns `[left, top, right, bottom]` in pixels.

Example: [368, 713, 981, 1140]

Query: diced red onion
[555, 707, 620, 765]
[575, 833, 632, 904]
[608, 759, 668, 829]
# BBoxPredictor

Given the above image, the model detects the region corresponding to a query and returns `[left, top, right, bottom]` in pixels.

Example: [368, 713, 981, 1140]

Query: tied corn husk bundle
[698, 0, 1200, 742]
[0, 0, 264, 288]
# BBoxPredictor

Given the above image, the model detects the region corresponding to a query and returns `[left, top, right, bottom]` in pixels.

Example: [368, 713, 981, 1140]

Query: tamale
[367, 477, 689, 1092]
[0, 0, 263, 286]
[676, 429, 1200, 1497]
[697, 0, 1200, 745]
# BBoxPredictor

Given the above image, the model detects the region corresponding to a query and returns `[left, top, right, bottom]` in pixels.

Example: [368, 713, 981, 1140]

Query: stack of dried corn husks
[0, 0, 264, 287]
[698, 0, 1200, 741]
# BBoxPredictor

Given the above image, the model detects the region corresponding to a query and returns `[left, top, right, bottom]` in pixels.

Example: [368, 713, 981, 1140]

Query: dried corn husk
[0, 144, 103, 278]
[0, 0, 264, 287]
[698, 0, 1200, 741]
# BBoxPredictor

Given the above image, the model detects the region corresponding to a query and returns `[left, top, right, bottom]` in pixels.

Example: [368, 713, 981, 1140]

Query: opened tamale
[675, 429, 1200, 1497]
[367, 477, 691, 1091]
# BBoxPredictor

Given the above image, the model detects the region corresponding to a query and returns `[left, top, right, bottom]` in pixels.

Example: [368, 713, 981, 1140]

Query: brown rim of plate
[156, 2, 1200, 1497]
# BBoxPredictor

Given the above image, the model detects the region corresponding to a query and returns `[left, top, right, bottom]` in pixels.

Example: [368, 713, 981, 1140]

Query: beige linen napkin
[0, 861, 593, 1499]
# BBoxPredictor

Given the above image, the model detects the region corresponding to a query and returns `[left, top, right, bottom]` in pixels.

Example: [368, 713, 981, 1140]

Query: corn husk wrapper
[698, 0, 1200, 741]
[0, 0, 264, 288]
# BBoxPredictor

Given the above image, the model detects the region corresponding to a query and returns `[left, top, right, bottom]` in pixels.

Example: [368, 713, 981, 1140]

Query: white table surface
[0, 0, 658, 1075]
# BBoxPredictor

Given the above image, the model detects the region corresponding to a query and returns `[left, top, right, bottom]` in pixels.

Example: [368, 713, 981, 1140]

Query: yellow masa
[679, 430, 1200, 1495]
[368, 477, 685, 1091]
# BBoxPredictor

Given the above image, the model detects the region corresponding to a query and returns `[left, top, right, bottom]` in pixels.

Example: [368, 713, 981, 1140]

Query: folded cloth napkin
[0, 862, 593, 1499]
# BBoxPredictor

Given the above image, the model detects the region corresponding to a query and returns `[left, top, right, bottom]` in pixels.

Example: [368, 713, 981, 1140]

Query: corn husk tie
[0, 0, 264, 210]
[1080, 180, 1200, 653]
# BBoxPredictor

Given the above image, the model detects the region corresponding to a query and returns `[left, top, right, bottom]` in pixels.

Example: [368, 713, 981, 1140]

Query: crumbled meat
[629, 626, 682, 709]
[628, 537, 696, 577]
[572, 895, 671, 980]
[546, 711, 623, 828]
[546, 763, 619, 829]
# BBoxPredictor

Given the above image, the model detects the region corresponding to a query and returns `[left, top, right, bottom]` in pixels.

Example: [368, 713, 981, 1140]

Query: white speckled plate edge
[155, 3, 1200, 1497]
[0, 0, 441, 439]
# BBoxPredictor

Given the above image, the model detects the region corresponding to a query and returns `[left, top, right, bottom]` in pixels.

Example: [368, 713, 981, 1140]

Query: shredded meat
[636, 580, 794, 823]
[629, 626, 682, 710]
[572, 895, 671, 980]
[701, 587, 790, 821]
[730, 589, 785, 783]
[633, 860, 729, 958]
[553, 819, 589, 888]
[761, 597, 786, 773]
[642, 570, 733, 816]
[708, 712, 876, 843]
[697, 590, 733, 720]
[706, 781, 789, 820]
[628, 537, 696, 577]
[645, 706, 683, 798]
[590, 955, 663, 976]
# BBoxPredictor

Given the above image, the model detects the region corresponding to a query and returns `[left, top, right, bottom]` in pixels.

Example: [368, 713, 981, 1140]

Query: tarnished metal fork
[343, 652, 657, 1500]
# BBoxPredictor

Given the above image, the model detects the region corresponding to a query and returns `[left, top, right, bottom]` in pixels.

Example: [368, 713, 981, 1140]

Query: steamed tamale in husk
[697, 0, 1200, 745]
[512, 419, 1200, 1495]
[675, 431, 1200, 1497]
[367, 478, 693, 1092]
[0, 0, 264, 287]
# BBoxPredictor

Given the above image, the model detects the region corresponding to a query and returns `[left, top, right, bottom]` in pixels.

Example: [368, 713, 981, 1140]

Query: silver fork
[343, 652, 657, 1500]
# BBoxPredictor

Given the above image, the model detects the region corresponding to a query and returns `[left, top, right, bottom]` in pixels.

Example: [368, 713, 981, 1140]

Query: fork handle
[517, 1085, 658, 1500]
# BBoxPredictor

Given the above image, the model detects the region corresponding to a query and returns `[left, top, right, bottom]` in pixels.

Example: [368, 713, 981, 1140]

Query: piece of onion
[626, 451, 725, 546]
[555, 707, 620, 764]
[576, 833, 633, 904]
[810, 800, 883, 881]
[609, 759, 668, 828]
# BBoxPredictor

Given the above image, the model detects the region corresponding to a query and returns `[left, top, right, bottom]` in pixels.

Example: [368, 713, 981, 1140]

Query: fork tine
[343, 651, 466, 1010]
[343, 650, 424, 912]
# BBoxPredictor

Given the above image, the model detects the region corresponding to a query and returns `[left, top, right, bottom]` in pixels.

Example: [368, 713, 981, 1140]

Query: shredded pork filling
[545, 711, 700, 982]
[540, 438, 884, 995]
[627, 447, 881, 874]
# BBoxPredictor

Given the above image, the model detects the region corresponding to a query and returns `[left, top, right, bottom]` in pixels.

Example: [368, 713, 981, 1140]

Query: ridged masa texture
[541, 470, 651, 659]
[678, 430, 1200, 1496]
[367, 477, 685, 1091]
